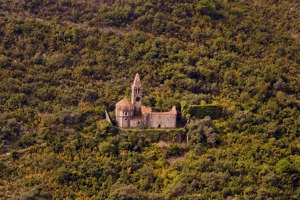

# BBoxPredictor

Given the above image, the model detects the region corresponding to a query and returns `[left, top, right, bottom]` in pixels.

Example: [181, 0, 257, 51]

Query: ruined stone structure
[115, 73, 177, 128]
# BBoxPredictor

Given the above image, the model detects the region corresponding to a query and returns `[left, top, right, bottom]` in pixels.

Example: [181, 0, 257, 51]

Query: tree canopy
[0, 0, 300, 199]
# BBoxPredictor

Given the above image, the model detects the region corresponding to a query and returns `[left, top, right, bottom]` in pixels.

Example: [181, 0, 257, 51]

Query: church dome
[116, 98, 134, 110]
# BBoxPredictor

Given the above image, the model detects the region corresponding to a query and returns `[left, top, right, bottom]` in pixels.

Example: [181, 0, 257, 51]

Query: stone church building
[115, 73, 177, 128]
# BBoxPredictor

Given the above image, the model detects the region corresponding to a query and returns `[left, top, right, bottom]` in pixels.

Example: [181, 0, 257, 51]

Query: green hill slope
[0, 0, 300, 199]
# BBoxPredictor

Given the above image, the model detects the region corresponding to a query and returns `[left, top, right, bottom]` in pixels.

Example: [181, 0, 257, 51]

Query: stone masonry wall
[148, 113, 176, 128]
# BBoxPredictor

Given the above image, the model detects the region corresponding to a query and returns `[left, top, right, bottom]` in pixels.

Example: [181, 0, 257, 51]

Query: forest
[0, 0, 300, 199]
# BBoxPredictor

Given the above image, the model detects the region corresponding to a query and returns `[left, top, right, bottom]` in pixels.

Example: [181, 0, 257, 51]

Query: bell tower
[131, 73, 142, 113]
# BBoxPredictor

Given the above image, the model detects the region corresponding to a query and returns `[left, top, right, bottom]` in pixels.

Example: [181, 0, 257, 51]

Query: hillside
[0, 0, 300, 199]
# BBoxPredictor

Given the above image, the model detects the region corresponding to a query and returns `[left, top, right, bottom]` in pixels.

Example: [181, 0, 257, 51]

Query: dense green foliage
[189, 104, 220, 119]
[0, 0, 300, 199]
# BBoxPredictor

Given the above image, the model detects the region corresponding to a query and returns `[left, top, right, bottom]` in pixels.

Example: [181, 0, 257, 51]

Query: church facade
[115, 73, 177, 128]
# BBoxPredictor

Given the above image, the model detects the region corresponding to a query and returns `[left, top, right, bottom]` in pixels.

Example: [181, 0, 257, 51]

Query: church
[115, 73, 177, 128]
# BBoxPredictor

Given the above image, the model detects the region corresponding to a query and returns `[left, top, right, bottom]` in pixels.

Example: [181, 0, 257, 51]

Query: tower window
[125, 118, 127, 121]
[124, 112, 128, 116]
[135, 97, 140, 102]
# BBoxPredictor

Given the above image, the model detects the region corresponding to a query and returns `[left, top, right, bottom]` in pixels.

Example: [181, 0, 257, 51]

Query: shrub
[275, 159, 295, 174]
[189, 105, 220, 119]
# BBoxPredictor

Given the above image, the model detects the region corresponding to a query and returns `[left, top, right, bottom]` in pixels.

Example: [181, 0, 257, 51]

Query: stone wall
[115, 109, 133, 127]
[148, 113, 176, 128]
[116, 116, 130, 127]
[130, 118, 143, 127]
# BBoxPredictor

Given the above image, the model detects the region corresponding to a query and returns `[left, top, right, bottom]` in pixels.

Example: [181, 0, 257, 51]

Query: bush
[0, 161, 6, 177]
[54, 167, 71, 184]
[189, 105, 220, 119]
[275, 159, 295, 174]
[108, 183, 148, 200]
[7, 93, 27, 109]
[166, 144, 184, 157]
